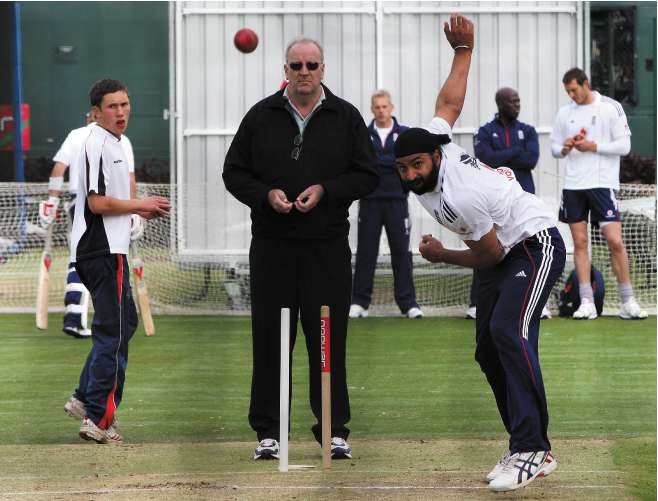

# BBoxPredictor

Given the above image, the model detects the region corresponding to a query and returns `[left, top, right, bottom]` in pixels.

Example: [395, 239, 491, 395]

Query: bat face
[36, 246, 52, 330]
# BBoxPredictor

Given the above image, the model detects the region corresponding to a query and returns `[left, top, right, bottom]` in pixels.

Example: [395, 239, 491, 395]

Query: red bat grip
[320, 306, 331, 372]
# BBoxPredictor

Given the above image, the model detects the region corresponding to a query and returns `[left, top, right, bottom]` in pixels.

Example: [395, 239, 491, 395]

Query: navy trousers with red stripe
[74, 254, 137, 428]
[475, 227, 565, 453]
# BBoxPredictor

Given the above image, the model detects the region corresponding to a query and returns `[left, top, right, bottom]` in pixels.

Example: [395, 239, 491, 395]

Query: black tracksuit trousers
[248, 236, 352, 443]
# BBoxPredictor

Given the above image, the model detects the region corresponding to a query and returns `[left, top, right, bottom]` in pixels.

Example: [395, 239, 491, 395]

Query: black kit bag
[558, 265, 605, 317]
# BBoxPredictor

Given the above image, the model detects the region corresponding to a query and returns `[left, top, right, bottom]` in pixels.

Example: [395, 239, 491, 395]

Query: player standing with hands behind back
[66, 79, 170, 443]
[394, 14, 564, 491]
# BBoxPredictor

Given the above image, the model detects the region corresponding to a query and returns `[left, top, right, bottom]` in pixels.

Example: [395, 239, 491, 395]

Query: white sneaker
[106, 419, 124, 443]
[486, 449, 512, 482]
[488, 450, 555, 492]
[572, 299, 597, 320]
[330, 437, 352, 459]
[349, 304, 368, 318]
[253, 438, 279, 459]
[619, 298, 648, 320]
[540, 305, 552, 319]
[64, 395, 86, 420]
[63, 326, 92, 338]
[465, 306, 476, 319]
[79, 417, 108, 444]
[406, 307, 423, 319]
[537, 451, 557, 478]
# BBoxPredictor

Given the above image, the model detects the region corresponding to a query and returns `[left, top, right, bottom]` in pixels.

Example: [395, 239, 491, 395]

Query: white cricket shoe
[406, 307, 423, 319]
[619, 298, 648, 320]
[63, 326, 92, 339]
[572, 299, 597, 320]
[465, 306, 476, 319]
[64, 395, 86, 420]
[486, 449, 512, 482]
[540, 305, 552, 319]
[106, 420, 124, 443]
[330, 437, 352, 459]
[349, 304, 368, 318]
[253, 438, 279, 460]
[79, 417, 108, 444]
[488, 450, 555, 492]
[537, 451, 557, 478]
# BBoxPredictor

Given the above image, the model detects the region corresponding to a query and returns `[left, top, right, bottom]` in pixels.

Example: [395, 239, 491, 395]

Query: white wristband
[48, 176, 64, 191]
[454, 45, 472, 51]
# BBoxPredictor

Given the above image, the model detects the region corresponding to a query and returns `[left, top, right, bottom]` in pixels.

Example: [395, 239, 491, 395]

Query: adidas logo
[515, 270, 527, 278]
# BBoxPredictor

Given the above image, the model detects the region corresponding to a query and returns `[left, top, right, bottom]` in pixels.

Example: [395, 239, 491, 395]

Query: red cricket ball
[234, 28, 259, 54]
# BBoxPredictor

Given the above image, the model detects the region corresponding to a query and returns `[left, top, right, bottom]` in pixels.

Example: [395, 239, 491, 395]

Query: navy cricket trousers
[475, 227, 565, 453]
[352, 199, 418, 313]
[74, 254, 138, 429]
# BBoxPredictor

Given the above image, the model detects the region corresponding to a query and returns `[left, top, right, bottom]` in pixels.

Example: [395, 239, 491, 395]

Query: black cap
[394, 128, 451, 158]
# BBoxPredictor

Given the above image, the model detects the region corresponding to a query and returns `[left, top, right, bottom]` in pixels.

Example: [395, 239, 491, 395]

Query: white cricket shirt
[70, 124, 132, 261]
[54, 123, 135, 192]
[551, 91, 631, 190]
[415, 117, 556, 256]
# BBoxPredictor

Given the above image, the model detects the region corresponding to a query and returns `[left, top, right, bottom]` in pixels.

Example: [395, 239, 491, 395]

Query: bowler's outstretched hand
[443, 13, 474, 50]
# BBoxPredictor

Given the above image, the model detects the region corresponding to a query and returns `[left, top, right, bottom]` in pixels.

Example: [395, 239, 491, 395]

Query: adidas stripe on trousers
[74, 254, 138, 428]
[475, 227, 565, 453]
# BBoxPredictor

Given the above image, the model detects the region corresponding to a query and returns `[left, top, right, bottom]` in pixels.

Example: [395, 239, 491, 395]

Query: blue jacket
[473, 115, 539, 193]
[365, 117, 409, 199]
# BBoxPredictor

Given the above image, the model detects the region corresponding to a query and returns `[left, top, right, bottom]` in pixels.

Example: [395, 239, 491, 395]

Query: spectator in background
[467, 88, 550, 320]
[349, 90, 422, 319]
[551, 67, 647, 320]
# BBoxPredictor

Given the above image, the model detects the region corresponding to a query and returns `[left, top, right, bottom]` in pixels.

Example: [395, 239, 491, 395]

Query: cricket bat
[130, 243, 155, 336]
[320, 305, 331, 470]
[35, 224, 54, 329]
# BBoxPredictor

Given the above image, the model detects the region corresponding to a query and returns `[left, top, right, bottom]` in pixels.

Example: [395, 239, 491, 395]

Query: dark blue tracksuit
[351, 118, 419, 313]
[469, 116, 541, 307]
[74, 254, 137, 428]
[476, 227, 565, 452]
[473, 115, 539, 194]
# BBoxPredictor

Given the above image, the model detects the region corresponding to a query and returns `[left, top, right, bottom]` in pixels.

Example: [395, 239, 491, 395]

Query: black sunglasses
[288, 61, 320, 71]
[291, 134, 303, 160]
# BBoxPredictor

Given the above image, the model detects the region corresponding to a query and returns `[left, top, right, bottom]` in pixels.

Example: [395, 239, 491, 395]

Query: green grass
[0, 314, 655, 499]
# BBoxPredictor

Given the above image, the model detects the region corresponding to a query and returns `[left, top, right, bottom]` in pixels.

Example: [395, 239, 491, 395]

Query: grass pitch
[0, 314, 655, 500]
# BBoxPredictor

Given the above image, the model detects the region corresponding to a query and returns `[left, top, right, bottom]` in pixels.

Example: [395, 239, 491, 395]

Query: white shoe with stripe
[488, 450, 555, 492]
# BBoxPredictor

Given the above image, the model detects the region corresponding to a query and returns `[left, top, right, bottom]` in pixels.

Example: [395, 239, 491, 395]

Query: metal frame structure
[170, 1, 586, 259]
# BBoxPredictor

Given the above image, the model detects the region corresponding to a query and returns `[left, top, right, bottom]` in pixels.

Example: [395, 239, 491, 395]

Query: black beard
[406, 157, 440, 195]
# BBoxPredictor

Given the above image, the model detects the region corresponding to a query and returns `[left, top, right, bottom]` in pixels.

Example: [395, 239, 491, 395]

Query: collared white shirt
[415, 117, 556, 255]
[282, 86, 326, 134]
[54, 123, 134, 193]
[70, 124, 132, 261]
[551, 91, 631, 190]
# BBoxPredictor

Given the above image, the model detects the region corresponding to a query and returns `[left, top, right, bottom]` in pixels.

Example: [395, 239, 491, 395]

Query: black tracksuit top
[223, 85, 379, 240]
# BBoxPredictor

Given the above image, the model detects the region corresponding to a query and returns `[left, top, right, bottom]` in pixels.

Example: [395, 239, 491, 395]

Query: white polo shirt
[70, 124, 132, 261]
[54, 123, 135, 193]
[551, 91, 631, 190]
[415, 117, 556, 256]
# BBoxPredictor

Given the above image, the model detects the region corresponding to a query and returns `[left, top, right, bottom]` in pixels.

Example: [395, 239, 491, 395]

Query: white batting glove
[38, 196, 60, 228]
[130, 213, 145, 241]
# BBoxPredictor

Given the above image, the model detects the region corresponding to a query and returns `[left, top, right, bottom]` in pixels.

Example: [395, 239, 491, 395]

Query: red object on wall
[0, 104, 31, 151]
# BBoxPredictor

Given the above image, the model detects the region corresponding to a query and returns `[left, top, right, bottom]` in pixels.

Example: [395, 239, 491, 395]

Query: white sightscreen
[171, 1, 583, 260]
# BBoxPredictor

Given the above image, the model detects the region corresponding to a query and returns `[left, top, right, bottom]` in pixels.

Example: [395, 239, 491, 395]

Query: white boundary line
[0, 469, 624, 481]
[0, 484, 625, 497]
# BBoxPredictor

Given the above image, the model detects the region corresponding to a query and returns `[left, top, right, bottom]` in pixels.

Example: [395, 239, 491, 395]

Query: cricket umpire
[223, 37, 378, 460]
